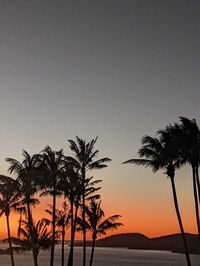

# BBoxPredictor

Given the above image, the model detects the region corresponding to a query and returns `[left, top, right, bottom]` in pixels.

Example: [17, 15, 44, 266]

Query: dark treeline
[0, 137, 122, 266]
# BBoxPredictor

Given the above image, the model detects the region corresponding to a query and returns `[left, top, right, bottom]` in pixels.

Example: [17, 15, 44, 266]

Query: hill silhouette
[94, 233, 199, 254]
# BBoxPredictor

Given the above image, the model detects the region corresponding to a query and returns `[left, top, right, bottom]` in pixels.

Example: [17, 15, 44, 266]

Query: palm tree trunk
[192, 166, 200, 245]
[18, 212, 22, 239]
[68, 199, 79, 266]
[27, 200, 36, 265]
[6, 213, 15, 266]
[27, 200, 33, 232]
[170, 176, 191, 266]
[73, 200, 79, 248]
[82, 169, 86, 266]
[50, 190, 56, 266]
[89, 237, 96, 266]
[67, 199, 74, 266]
[61, 224, 65, 266]
[195, 166, 200, 204]
[33, 250, 39, 266]
[73, 200, 79, 235]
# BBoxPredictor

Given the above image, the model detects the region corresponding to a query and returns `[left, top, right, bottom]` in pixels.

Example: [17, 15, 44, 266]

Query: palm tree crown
[6, 150, 41, 210]
[12, 219, 52, 258]
[67, 136, 111, 172]
[84, 199, 122, 238]
[124, 133, 182, 178]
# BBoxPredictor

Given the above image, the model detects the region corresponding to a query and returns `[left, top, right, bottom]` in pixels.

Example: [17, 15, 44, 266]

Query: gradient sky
[0, 0, 200, 239]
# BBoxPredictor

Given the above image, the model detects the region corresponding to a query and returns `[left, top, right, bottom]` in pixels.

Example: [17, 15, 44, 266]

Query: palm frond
[6, 158, 23, 175]
[123, 158, 153, 167]
[88, 158, 111, 170]
[68, 139, 80, 155]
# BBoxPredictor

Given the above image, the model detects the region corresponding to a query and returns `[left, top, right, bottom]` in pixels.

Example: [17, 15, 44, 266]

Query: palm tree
[6, 150, 41, 266]
[11, 219, 52, 266]
[45, 202, 70, 266]
[39, 146, 64, 266]
[66, 136, 111, 266]
[123, 132, 191, 266]
[77, 199, 123, 266]
[0, 175, 21, 266]
[173, 117, 200, 243]
[60, 164, 82, 266]
[60, 162, 102, 266]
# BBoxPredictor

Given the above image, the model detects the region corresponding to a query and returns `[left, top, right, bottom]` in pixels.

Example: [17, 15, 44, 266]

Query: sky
[0, 0, 200, 239]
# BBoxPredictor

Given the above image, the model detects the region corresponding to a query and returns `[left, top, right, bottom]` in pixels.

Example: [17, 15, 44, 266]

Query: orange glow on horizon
[0, 195, 197, 241]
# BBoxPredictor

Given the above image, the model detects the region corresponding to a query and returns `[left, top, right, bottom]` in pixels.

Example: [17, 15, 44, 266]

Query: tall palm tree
[0, 175, 21, 266]
[66, 136, 111, 266]
[123, 132, 191, 266]
[77, 199, 122, 266]
[39, 146, 64, 266]
[11, 219, 52, 266]
[60, 164, 82, 266]
[173, 117, 200, 242]
[6, 150, 41, 266]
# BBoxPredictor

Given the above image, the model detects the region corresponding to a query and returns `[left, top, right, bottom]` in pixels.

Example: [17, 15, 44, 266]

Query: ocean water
[0, 246, 199, 266]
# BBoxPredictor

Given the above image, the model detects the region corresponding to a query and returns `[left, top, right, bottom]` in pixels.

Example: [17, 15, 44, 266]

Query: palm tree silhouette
[39, 146, 64, 266]
[11, 219, 52, 266]
[60, 162, 102, 266]
[60, 164, 82, 266]
[77, 199, 122, 266]
[174, 117, 200, 243]
[123, 132, 191, 266]
[0, 175, 20, 266]
[6, 150, 41, 266]
[66, 136, 111, 266]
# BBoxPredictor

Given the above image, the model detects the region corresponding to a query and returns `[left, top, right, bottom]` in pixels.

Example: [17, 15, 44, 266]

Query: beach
[0, 247, 199, 266]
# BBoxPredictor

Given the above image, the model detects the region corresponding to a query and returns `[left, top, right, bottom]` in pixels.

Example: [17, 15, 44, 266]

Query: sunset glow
[0, 2, 200, 266]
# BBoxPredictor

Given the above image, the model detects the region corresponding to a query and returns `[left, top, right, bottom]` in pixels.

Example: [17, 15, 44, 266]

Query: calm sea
[0, 246, 199, 266]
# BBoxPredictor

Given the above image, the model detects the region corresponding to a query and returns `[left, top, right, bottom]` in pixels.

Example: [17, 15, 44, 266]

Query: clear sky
[0, 0, 200, 238]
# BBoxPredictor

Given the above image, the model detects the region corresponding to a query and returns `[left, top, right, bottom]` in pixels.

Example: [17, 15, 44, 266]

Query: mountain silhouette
[94, 233, 199, 254]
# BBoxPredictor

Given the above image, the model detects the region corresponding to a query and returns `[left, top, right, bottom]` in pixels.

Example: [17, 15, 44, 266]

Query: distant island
[76, 233, 200, 254]
[0, 233, 199, 257]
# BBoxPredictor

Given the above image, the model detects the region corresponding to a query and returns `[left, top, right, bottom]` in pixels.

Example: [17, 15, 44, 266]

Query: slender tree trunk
[73, 200, 79, 236]
[27, 200, 37, 266]
[67, 199, 74, 266]
[18, 212, 23, 239]
[195, 166, 200, 204]
[170, 176, 191, 266]
[33, 250, 38, 266]
[82, 169, 86, 266]
[89, 237, 96, 266]
[73, 200, 79, 244]
[61, 225, 65, 266]
[50, 190, 56, 266]
[27, 200, 33, 232]
[192, 166, 200, 244]
[68, 199, 79, 266]
[6, 213, 15, 266]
